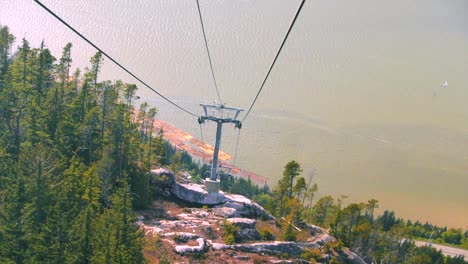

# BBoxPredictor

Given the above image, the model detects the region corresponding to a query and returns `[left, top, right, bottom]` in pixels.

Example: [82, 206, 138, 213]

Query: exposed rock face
[171, 183, 225, 205]
[212, 207, 240, 218]
[344, 250, 368, 264]
[170, 182, 275, 220]
[298, 221, 337, 245]
[298, 222, 327, 236]
[237, 228, 261, 241]
[226, 218, 256, 229]
[150, 168, 176, 197]
[231, 241, 319, 256]
[174, 238, 206, 254]
[226, 218, 261, 241]
[307, 233, 337, 245]
[167, 232, 199, 241]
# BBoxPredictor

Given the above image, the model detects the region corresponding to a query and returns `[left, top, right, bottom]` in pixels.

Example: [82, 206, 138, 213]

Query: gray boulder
[226, 218, 260, 241]
[307, 233, 336, 245]
[223, 193, 275, 220]
[170, 183, 226, 205]
[171, 232, 200, 242]
[297, 222, 327, 236]
[212, 207, 240, 218]
[170, 182, 275, 220]
[237, 228, 261, 241]
[174, 238, 206, 254]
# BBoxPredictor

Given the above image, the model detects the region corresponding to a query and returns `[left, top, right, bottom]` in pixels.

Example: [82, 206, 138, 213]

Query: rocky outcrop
[150, 168, 175, 184]
[298, 221, 337, 245]
[343, 249, 368, 264]
[150, 168, 176, 197]
[226, 218, 256, 229]
[307, 233, 337, 245]
[170, 182, 275, 220]
[212, 207, 240, 218]
[170, 183, 225, 205]
[297, 222, 327, 236]
[174, 238, 206, 254]
[237, 228, 261, 241]
[142, 181, 366, 263]
[227, 218, 261, 241]
[222, 241, 320, 256]
[167, 232, 200, 241]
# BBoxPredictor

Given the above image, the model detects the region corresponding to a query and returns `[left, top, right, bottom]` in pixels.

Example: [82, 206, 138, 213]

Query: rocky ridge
[141, 170, 366, 263]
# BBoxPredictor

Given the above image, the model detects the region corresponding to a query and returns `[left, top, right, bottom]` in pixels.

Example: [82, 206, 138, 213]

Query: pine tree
[0, 39, 32, 163]
[0, 25, 15, 91]
[34, 41, 55, 103]
[112, 179, 144, 263]
[48, 43, 72, 140]
[50, 157, 87, 263]
[89, 51, 103, 97]
[305, 183, 318, 222]
[153, 128, 167, 165]
[0, 147, 26, 263]
[67, 165, 101, 264]
[21, 144, 61, 262]
[56, 43, 72, 99]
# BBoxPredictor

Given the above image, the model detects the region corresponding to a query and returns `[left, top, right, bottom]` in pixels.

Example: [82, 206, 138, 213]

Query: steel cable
[34, 0, 198, 117]
[242, 0, 306, 122]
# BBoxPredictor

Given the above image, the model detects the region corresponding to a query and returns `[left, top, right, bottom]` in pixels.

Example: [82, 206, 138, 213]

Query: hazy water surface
[1, 0, 467, 227]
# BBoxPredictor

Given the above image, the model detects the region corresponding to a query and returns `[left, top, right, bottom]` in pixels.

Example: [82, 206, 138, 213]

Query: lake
[2, 0, 467, 228]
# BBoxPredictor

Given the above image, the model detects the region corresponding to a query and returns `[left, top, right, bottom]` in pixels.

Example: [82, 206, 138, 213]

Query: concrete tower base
[204, 178, 220, 193]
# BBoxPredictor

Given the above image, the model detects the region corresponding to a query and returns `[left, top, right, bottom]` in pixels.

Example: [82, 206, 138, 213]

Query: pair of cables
[196, 0, 306, 122]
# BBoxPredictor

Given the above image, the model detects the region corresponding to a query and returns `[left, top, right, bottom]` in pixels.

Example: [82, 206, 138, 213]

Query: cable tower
[198, 104, 242, 192]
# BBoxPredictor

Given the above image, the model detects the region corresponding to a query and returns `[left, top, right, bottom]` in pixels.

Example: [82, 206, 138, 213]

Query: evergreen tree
[0, 25, 15, 91]
[0, 39, 32, 162]
[21, 144, 61, 262]
[48, 43, 72, 140]
[0, 152, 26, 263]
[67, 165, 101, 264]
[51, 157, 87, 263]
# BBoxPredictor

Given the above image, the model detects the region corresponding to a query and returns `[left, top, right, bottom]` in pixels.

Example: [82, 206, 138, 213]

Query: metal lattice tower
[198, 104, 243, 192]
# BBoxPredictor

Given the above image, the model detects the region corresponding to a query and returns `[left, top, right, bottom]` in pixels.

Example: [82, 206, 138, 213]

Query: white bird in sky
[434, 81, 449, 97]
